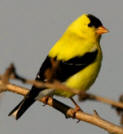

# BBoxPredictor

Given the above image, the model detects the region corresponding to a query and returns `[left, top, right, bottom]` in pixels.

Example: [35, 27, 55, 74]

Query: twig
[115, 95, 123, 125]
[6, 73, 123, 109]
[85, 93, 123, 109]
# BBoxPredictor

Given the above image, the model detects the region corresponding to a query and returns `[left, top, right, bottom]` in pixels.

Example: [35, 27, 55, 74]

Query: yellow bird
[9, 14, 108, 119]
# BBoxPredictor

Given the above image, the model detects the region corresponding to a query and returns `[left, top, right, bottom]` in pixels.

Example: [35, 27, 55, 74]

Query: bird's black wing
[55, 49, 98, 81]
[8, 57, 52, 119]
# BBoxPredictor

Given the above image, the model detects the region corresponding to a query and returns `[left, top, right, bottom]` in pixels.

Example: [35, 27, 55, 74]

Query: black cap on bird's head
[87, 14, 109, 35]
[87, 14, 102, 28]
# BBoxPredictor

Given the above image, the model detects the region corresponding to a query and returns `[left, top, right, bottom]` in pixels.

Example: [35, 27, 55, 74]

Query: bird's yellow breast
[49, 37, 102, 97]
[55, 47, 102, 97]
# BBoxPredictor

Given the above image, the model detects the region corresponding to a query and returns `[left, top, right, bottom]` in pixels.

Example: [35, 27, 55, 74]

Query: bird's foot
[42, 96, 53, 105]
[70, 97, 83, 112]
[66, 97, 83, 121]
[66, 105, 83, 122]
[71, 105, 83, 117]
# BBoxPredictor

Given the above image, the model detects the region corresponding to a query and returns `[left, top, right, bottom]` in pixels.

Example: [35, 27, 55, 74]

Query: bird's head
[67, 14, 109, 41]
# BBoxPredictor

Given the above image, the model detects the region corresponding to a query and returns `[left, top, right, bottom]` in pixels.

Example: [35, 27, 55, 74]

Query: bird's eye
[88, 22, 93, 27]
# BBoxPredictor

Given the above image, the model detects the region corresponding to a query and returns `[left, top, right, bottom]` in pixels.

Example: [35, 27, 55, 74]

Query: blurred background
[0, 0, 123, 134]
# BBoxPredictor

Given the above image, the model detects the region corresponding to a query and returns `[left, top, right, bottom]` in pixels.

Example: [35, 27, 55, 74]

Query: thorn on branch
[93, 109, 100, 118]
[10, 64, 26, 83]
[78, 91, 90, 101]
[113, 94, 123, 125]
[0, 63, 16, 92]
[2, 63, 15, 84]
[13, 73, 26, 83]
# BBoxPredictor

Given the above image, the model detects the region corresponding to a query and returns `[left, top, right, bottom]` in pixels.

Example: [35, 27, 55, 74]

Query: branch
[0, 64, 123, 134]
[0, 80, 123, 134]
[5, 67, 123, 109]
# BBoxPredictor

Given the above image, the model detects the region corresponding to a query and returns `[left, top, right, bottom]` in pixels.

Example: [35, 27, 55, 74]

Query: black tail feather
[16, 98, 35, 120]
[8, 73, 46, 120]
[8, 97, 35, 120]
[8, 100, 24, 116]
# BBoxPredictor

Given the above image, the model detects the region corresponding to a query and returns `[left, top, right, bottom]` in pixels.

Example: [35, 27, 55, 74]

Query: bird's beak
[96, 26, 109, 35]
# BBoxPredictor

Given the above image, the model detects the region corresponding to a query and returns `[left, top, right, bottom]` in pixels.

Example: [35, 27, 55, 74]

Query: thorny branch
[0, 64, 123, 134]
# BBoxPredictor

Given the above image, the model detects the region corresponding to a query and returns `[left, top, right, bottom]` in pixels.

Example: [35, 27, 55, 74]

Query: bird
[8, 14, 108, 120]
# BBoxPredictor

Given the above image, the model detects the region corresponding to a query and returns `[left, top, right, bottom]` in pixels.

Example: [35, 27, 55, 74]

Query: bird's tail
[8, 97, 35, 120]
[8, 85, 46, 120]
[8, 99, 24, 117]
[8, 83, 54, 120]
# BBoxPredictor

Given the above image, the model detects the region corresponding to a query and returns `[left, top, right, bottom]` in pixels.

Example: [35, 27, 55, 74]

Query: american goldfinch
[9, 14, 108, 120]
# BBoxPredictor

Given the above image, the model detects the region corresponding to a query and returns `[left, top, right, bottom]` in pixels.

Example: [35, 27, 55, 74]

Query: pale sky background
[0, 0, 123, 134]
